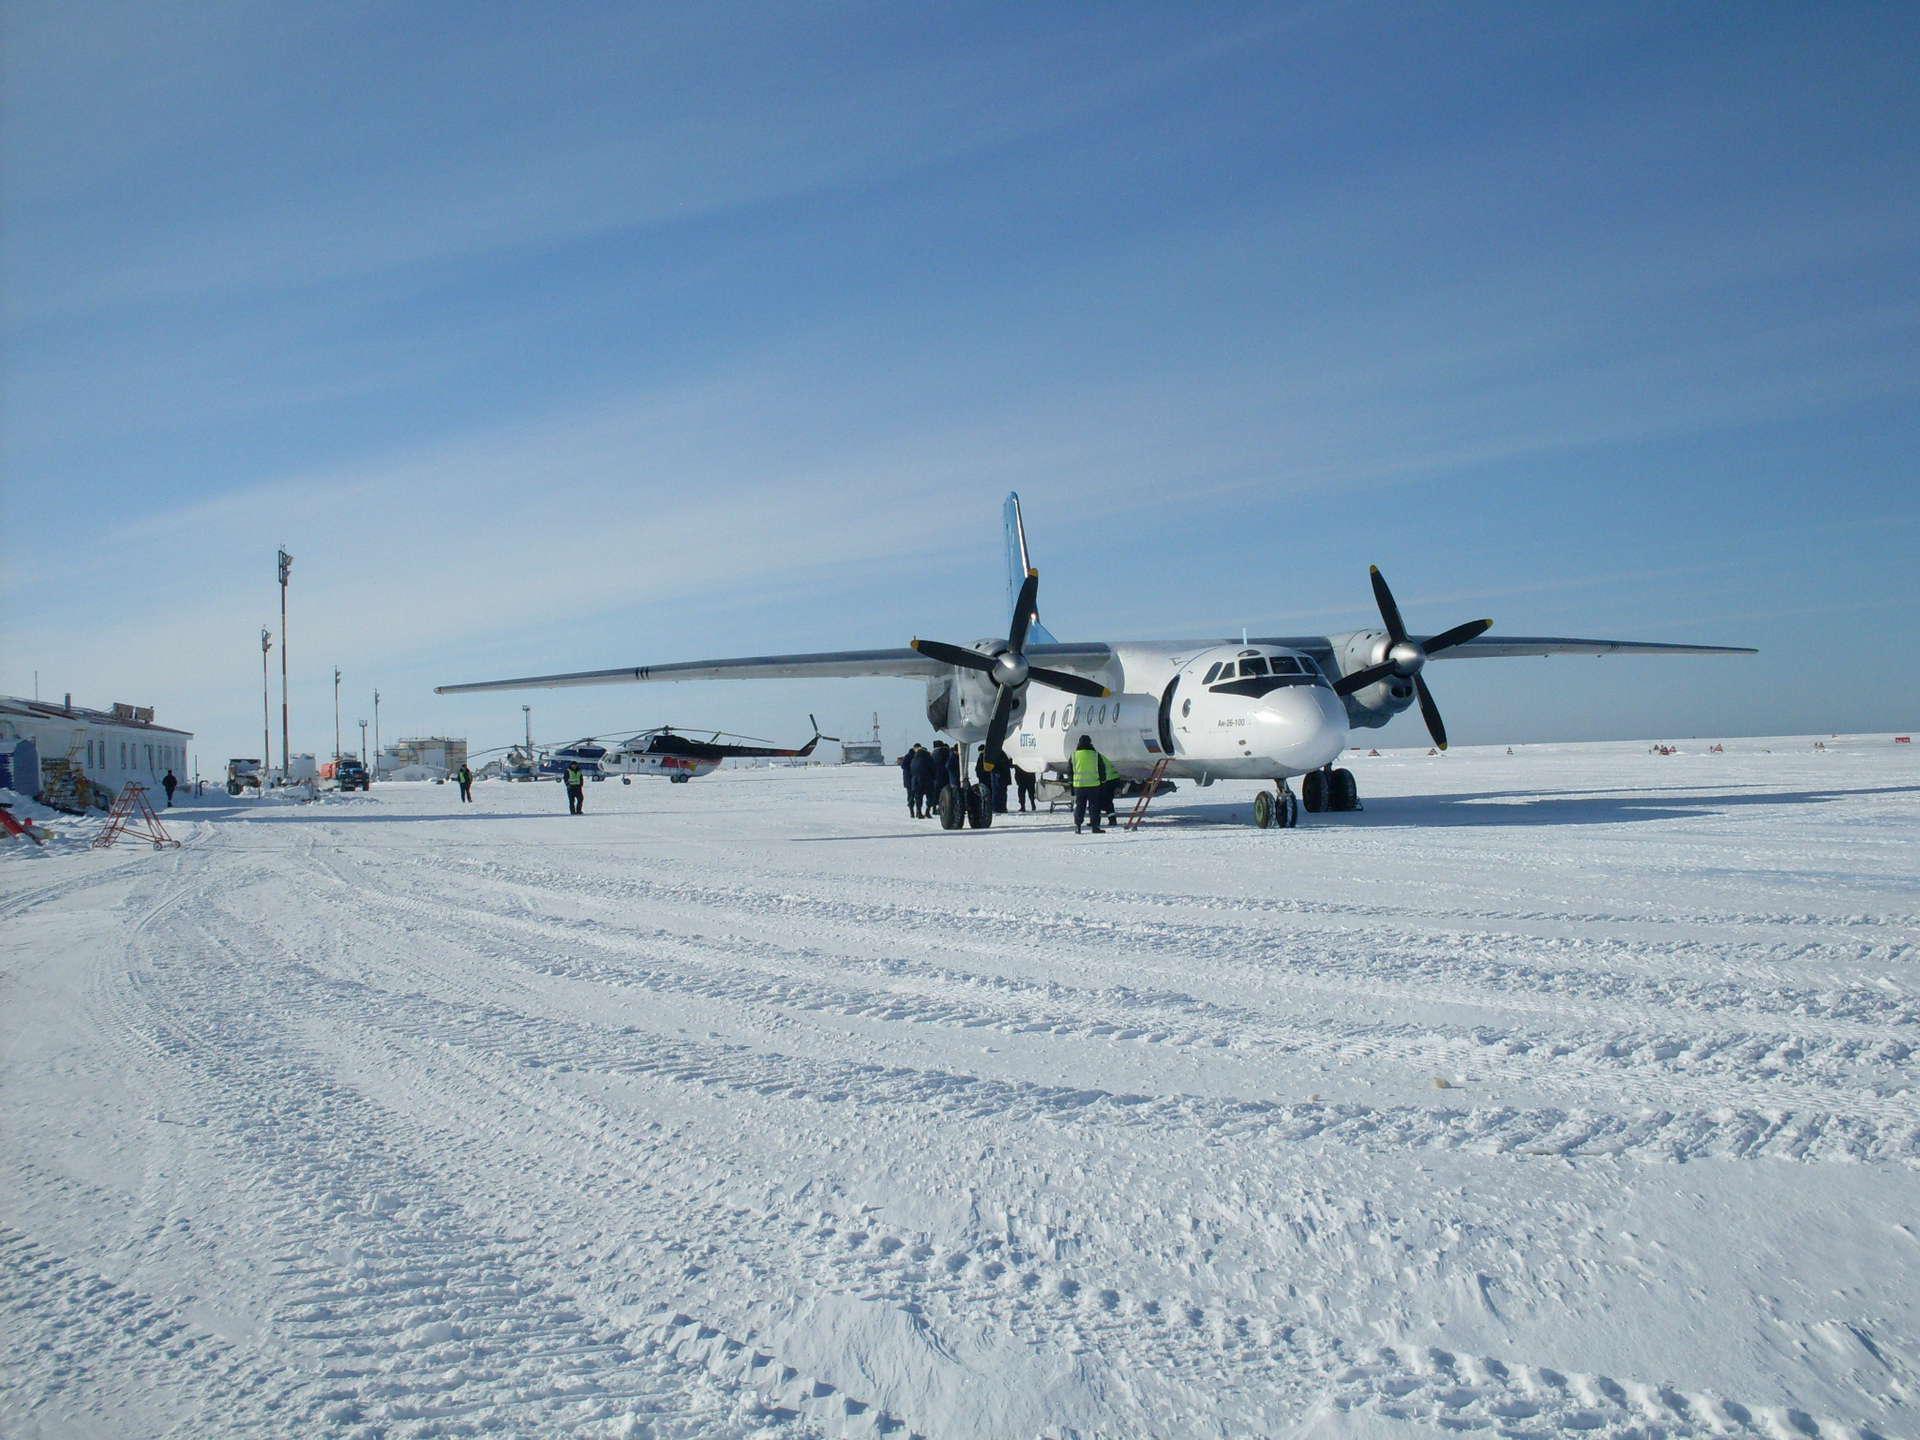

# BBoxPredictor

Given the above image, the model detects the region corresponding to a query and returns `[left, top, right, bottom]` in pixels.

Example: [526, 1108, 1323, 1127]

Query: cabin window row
[82, 737, 186, 772]
[1037, 703, 1115, 730]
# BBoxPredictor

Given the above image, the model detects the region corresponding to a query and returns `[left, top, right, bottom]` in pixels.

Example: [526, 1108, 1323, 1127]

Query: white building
[0, 695, 193, 803]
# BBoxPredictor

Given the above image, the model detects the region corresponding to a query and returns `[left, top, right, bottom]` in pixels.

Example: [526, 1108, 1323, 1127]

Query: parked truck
[226, 758, 264, 795]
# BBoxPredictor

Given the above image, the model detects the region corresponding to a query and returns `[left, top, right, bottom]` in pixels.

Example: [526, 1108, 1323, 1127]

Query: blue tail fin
[1003, 492, 1057, 643]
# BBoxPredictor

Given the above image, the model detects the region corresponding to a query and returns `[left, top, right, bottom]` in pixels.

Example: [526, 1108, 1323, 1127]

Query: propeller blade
[1007, 568, 1039, 655]
[911, 638, 995, 673]
[808, 714, 840, 742]
[1414, 674, 1448, 750]
[1333, 661, 1396, 697]
[1422, 617, 1494, 656]
[1027, 664, 1109, 698]
[1369, 565, 1407, 644]
[979, 686, 1018, 771]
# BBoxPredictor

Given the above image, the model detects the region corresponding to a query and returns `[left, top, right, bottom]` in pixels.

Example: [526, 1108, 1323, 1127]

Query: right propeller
[1331, 565, 1492, 751]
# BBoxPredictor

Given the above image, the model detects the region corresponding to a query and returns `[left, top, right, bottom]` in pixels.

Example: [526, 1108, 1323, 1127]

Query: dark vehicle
[334, 757, 371, 792]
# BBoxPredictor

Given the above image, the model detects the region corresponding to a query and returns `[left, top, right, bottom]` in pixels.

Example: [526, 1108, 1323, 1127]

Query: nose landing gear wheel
[966, 785, 992, 828]
[1253, 784, 1300, 829]
[937, 785, 964, 830]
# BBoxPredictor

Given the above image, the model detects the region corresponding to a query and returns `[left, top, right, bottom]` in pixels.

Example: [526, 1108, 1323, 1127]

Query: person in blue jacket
[910, 744, 937, 818]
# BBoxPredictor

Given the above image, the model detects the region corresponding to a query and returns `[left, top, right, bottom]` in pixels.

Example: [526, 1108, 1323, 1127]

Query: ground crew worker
[1070, 735, 1113, 834]
[456, 763, 474, 802]
[898, 748, 916, 814]
[908, 744, 935, 817]
[564, 762, 586, 815]
[978, 753, 1010, 814]
[1014, 766, 1037, 812]
[161, 769, 178, 807]
[928, 741, 952, 815]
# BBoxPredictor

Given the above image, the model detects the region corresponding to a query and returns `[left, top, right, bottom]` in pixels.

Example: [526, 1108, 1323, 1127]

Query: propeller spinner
[1331, 566, 1492, 751]
[912, 569, 1108, 771]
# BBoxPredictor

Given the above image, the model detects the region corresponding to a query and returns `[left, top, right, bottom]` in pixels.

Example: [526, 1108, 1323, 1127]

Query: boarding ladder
[1123, 758, 1172, 831]
[92, 783, 180, 850]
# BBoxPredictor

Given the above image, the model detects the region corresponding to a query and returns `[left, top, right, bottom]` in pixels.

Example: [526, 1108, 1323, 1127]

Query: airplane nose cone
[1255, 686, 1348, 772]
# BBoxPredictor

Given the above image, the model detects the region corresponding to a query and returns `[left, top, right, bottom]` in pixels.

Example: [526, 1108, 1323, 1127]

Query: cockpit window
[1240, 656, 1269, 677]
[1202, 662, 1222, 684]
[1270, 657, 1301, 675]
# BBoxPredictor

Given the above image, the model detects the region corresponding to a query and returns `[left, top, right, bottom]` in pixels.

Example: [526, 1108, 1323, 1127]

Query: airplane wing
[435, 642, 1116, 695]
[1419, 635, 1756, 659]
[1240, 634, 1755, 660]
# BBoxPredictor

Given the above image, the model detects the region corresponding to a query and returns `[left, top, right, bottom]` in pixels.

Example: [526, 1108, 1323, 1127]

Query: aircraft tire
[1332, 768, 1358, 811]
[1302, 770, 1328, 813]
[937, 785, 964, 830]
[1253, 791, 1275, 829]
[621, 776, 631, 785]
[1282, 788, 1300, 828]
[966, 787, 992, 829]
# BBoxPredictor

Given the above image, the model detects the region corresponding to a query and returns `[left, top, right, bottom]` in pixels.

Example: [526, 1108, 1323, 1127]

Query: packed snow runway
[3, 739, 1916, 1439]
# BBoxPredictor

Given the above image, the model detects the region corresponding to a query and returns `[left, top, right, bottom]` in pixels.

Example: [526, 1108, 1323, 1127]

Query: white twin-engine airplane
[439, 494, 1753, 830]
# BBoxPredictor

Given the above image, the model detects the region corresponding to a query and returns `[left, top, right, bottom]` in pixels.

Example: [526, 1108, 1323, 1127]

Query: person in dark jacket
[928, 741, 952, 816]
[1069, 735, 1115, 833]
[564, 762, 586, 814]
[978, 753, 1010, 814]
[161, 769, 178, 807]
[909, 745, 936, 817]
[1013, 766, 1037, 812]
[943, 743, 961, 791]
[898, 749, 915, 813]
[455, 764, 474, 802]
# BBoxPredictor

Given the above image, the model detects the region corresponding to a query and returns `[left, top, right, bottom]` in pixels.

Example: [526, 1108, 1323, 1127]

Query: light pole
[358, 719, 368, 761]
[277, 549, 293, 781]
[333, 667, 342, 763]
[261, 628, 273, 774]
[373, 689, 381, 769]
[523, 704, 532, 754]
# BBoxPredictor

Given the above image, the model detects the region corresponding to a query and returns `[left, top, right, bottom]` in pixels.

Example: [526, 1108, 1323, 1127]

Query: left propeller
[912, 569, 1108, 771]
[1330, 565, 1491, 751]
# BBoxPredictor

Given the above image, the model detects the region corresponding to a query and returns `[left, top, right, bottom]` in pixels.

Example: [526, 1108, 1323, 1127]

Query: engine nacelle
[1328, 629, 1416, 731]
[924, 642, 1013, 739]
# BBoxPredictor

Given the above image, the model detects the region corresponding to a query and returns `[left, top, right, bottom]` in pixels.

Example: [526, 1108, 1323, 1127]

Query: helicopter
[600, 716, 837, 783]
[466, 718, 836, 785]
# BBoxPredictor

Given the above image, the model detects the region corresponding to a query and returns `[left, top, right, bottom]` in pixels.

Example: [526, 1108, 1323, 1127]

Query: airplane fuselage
[962, 641, 1350, 783]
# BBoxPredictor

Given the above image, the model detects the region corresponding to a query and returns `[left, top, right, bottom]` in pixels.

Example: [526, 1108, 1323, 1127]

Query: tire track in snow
[412, 850, 1920, 1034]
[310, 846, 1917, 1158]
[85, 870, 834, 1439]
[316, 857, 1917, 1138]
[305, 983, 1880, 1440]
[0, 1225, 306, 1440]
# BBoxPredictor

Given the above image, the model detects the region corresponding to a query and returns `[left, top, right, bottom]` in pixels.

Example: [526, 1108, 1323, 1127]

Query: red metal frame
[92, 783, 181, 850]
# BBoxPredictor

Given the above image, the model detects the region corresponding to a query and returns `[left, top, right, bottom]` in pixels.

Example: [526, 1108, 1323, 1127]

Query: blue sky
[3, 3, 1916, 768]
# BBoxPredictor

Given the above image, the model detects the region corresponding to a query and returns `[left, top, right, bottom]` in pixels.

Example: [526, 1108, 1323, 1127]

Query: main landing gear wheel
[937, 785, 964, 830]
[1302, 770, 1328, 813]
[1304, 766, 1360, 812]
[1331, 767, 1358, 811]
[966, 785, 992, 829]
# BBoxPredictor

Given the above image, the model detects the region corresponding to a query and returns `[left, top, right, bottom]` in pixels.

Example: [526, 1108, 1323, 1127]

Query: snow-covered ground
[3, 737, 1915, 1439]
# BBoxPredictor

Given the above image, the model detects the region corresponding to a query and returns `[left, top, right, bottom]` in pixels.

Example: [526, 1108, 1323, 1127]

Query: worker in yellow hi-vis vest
[1069, 734, 1114, 834]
